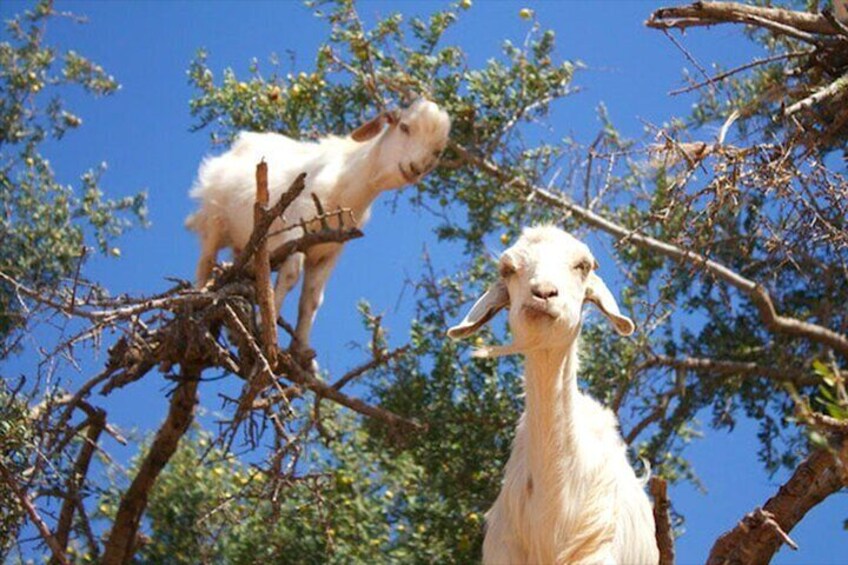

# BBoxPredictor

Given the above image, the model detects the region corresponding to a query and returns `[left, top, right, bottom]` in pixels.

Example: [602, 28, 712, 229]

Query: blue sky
[2, 1, 845, 563]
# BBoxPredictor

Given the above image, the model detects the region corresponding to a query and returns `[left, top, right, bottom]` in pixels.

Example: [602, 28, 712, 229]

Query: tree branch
[454, 144, 848, 360]
[252, 160, 278, 364]
[53, 407, 105, 559]
[276, 351, 424, 434]
[706, 436, 848, 564]
[642, 354, 817, 387]
[0, 462, 69, 565]
[101, 367, 201, 564]
[784, 70, 848, 116]
[649, 477, 675, 565]
[646, 2, 844, 37]
[219, 171, 307, 283]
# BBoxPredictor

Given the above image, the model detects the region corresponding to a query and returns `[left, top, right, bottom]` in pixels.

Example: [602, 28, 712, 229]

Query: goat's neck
[332, 137, 400, 219]
[523, 335, 582, 489]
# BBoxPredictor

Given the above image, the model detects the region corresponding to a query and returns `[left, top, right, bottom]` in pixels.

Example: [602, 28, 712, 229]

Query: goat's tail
[184, 210, 202, 233]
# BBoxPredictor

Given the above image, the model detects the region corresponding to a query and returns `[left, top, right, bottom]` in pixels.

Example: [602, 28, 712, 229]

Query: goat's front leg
[292, 250, 341, 357]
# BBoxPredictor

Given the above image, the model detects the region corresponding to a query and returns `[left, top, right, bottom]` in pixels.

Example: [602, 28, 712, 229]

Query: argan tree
[1, 1, 845, 563]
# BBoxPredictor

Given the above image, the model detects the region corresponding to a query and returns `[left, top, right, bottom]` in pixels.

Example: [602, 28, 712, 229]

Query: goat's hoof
[291, 346, 318, 370]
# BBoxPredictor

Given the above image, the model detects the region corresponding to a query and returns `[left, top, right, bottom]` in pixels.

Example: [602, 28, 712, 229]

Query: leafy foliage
[2, 0, 846, 561]
[0, 0, 147, 355]
[0, 381, 30, 559]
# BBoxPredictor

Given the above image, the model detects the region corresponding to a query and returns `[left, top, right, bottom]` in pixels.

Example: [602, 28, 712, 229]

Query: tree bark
[707, 437, 848, 564]
[649, 477, 675, 565]
[101, 367, 201, 564]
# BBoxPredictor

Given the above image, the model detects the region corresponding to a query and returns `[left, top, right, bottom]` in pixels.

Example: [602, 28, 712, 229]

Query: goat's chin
[397, 163, 419, 184]
[514, 305, 581, 348]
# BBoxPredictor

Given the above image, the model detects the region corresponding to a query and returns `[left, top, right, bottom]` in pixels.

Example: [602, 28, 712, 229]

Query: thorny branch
[2, 166, 417, 560]
[453, 143, 848, 360]
[648, 2, 848, 147]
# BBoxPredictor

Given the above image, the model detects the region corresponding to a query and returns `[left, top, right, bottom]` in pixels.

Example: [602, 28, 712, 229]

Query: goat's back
[189, 131, 353, 249]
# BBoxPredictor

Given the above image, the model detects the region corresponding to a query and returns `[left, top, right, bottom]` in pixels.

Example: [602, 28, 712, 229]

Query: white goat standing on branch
[448, 226, 658, 565]
[187, 99, 451, 356]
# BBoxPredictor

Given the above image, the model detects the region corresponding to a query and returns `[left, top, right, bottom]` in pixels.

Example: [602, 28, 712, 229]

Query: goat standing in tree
[187, 99, 451, 357]
[449, 226, 658, 565]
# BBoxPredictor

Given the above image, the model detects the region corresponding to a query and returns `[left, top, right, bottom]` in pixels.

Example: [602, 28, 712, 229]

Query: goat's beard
[472, 315, 581, 358]
[472, 341, 538, 358]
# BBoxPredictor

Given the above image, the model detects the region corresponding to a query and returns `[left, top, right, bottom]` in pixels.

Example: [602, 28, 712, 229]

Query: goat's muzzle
[522, 299, 558, 321]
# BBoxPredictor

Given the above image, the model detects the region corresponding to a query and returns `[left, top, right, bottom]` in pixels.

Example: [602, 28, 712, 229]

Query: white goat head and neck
[449, 226, 658, 565]
[187, 98, 450, 357]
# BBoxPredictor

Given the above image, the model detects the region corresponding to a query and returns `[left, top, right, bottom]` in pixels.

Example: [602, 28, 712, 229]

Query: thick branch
[706, 437, 848, 564]
[101, 368, 201, 564]
[649, 477, 675, 565]
[784, 71, 848, 116]
[253, 160, 278, 363]
[643, 355, 817, 387]
[455, 144, 848, 359]
[54, 408, 105, 559]
[268, 224, 363, 270]
[646, 2, 843, 37]
[276, 352, 423, 433]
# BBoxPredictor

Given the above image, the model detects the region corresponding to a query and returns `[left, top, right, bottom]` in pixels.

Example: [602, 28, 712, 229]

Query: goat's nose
[531, 282, 558, 300]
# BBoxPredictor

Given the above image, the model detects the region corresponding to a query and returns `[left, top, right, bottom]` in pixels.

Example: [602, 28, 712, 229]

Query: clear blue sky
[2, 1, 845, 563]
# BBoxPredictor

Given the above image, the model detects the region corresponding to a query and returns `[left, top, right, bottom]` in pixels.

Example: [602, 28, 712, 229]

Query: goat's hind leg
[193, 212, 226, 287]
[293, 250, 340, 359]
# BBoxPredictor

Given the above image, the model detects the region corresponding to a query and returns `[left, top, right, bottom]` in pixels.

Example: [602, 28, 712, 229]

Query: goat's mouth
[522, 302, 558, 321]
[398, 163, 421, 183]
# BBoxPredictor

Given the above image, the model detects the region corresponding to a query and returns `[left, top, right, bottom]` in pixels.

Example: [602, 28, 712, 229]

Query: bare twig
[330, 345, 409, 391]
[0, 462, 70, 565]
[268, 221, 363, 270]
[217, 172, 308, 284]
[669, 51, 810, 96]
[454, 143, 848, 359]
[277, 351, 423, 434]
[641, 355, 817, 387]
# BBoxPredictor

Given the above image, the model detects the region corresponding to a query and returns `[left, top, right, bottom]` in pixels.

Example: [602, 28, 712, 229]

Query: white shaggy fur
[448, 226, 658, 565]
[187, 99, 450, 354]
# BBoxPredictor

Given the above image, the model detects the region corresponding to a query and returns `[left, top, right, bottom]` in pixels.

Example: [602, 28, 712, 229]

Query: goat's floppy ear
[585, 273, 635, 336]
[447, 280, 509, 340]
[350, 110, 398, 142]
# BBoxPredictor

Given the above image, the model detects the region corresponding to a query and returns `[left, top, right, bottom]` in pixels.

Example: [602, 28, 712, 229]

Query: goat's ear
[584, 273, 635, 336]
[447, 280, 509, 340]
[350, 110, 398, 142]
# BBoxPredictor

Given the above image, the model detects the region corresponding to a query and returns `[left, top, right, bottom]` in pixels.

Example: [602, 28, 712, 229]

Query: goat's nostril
[409, 162, 421, 176]
[531, 283, 558, 300]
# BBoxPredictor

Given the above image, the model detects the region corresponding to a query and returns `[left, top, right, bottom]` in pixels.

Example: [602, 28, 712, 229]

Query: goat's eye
[399, 123, 410, 135]
[575, 260, 592, 275]
[499, 263, 516, 278]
